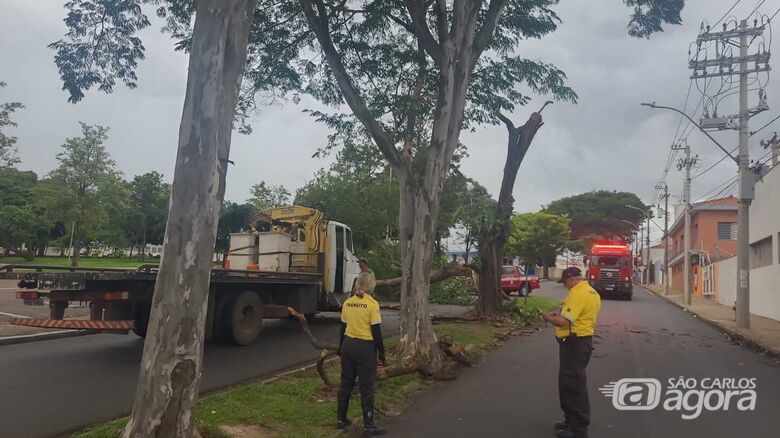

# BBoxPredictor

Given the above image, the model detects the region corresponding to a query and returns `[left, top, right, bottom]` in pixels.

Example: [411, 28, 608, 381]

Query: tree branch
[494, 111, 515, 131]
[300, 0, 405, 171]
[403, 0, 442, 63]
[376, 262, 475, 287]
[473, 0, 507, 58]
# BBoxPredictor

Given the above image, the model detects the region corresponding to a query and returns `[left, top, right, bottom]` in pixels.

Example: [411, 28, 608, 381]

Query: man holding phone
[540, 267, 601, 438]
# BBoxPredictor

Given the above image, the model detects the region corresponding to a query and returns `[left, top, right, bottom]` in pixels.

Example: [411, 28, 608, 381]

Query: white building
[717, 164, 780, 321]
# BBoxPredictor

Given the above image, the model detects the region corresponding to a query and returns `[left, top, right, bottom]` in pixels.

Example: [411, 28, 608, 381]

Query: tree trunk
[464, 232, 471, 264]
[542, 262, 550, 280]
[121, 1, 257, 437]
[396, 180, 440, 362]
[70, 223, 81, 267]
[476, 104, 550, 315]
[141, 226, 147, 261]
[476, 222, 508, 315]
[128, 245, 135, 259]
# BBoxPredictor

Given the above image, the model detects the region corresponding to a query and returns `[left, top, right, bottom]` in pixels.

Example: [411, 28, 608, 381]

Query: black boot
[337, 393, 351, 429]
[361, 401, 385, 436]
[553, 421, 569, 431]
[556, 428, 588, 438]
[363, 424, 387, 436]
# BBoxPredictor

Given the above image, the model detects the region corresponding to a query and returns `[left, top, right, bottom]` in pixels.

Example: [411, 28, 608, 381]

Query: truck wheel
[219, 291, 263, 346]
[519, 284, 531, 297]
[132, 302, 151, 338]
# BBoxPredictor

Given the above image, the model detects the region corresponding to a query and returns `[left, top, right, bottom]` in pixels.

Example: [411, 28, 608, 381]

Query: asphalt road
[385, 282, 780, 437]
[0, 308, 402, 438]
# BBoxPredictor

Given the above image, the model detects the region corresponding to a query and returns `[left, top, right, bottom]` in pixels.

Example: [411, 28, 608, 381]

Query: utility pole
[689, 19, 770, 328]
[645, 213, 651, 284]
[736, 20, 752, 328]
[761, 133, 779, 167]
[673, 140, 696, 305]
[656, 183, 670, 295]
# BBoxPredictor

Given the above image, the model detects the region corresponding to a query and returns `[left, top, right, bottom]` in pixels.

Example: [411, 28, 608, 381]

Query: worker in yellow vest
[541, 267, 602, 438]
[337, 271, 386, 436]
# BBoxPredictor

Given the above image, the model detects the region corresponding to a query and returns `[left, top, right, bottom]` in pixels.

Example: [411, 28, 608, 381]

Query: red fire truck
[586, 243, 633, 300]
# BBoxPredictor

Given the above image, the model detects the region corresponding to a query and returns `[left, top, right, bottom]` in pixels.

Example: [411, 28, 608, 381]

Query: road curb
[0, 329, 94, 346]
[641, 286, 780, 359]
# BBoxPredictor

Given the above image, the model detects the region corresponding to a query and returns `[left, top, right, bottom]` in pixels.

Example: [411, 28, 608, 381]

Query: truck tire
[217, 290, 263, 346]
[519, 284, 531, 297]
[132, 302, 151, 338]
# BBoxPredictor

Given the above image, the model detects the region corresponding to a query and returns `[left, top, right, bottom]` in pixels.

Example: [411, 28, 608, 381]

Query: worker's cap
[357, 257, 368, 264]
[557, 267, 583, 283]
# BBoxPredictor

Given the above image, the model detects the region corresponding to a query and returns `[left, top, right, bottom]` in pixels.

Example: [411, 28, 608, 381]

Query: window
[502, 267, 516, 275]
[345, 228, 354, 253]
[591, 256, 630, 267]
[718, 222, 738, 240]
[750, 236, 773, 269]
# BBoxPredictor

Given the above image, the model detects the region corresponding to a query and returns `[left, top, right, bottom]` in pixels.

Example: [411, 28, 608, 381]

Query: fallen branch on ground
[287, 306, 477, 386]
[287, 307, 338, 387]
[375, 263, 477, 287]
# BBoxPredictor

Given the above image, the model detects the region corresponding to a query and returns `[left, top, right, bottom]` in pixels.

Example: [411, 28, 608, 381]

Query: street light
[624, 204, 664, 231]
[640, 102, 737, 162]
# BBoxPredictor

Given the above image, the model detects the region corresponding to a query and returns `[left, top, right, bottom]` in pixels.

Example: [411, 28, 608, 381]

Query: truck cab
[587, 243, 633, 300]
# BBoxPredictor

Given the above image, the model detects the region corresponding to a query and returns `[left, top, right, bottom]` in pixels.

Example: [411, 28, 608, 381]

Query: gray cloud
[1, 0, 776, 247]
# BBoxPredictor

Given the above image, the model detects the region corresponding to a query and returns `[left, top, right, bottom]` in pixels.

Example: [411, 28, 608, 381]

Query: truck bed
[0, 264, 322, 290]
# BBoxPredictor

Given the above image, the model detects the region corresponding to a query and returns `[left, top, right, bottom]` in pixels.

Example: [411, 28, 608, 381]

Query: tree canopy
[544, 190, 649, 246]
[0, 81, 24, 167]
[506, 211, 570, 269]
[248, 180, 291, 212]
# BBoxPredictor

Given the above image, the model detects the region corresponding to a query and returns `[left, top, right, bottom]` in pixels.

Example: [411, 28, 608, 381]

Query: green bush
[505, 295, 561, 325]
[430, 276, 477, 306]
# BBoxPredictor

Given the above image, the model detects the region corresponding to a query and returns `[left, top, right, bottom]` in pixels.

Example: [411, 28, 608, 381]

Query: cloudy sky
[1, 1, 777, 246]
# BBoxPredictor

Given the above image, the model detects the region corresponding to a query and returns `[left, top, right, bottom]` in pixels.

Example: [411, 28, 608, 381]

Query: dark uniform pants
[558, 336, 593, 432]
[338, 337, 377, 426]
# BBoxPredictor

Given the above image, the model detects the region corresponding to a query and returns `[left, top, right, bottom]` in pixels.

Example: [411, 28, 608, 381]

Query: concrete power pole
[645, 213, 651, 284]
[656, 183, 670, 295]
[690, 19, 769, 328]
[760, 133, 779, 167]
[736, 20, 751, 328]
[673, 140, 695, 305]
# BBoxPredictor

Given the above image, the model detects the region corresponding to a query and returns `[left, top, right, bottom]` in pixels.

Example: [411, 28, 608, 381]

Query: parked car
[501, 265, 540, 297]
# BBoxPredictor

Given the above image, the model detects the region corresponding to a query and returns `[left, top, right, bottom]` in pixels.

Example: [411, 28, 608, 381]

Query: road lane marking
[0, 311, 31, 319]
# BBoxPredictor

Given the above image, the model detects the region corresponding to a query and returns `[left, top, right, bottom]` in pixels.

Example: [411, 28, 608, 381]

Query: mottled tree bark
[121, 1, 257, 437]
[476, 103, 549, 315]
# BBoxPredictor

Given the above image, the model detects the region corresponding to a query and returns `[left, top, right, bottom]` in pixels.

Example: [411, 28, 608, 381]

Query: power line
[699, 149, 775, 201]
[770, 7, 779, 22]
[747, 0, 767, 19]
[751, 114, 780, 135]
[703, 176, 739, 201]
[712, 0, 744, 28]
[693, 119, 775, 179]
[693, 148, 737, 179]
[672, 80, 694, 144]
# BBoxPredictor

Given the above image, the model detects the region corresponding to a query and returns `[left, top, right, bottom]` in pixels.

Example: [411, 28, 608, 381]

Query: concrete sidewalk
[644, 284, 780, 357]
